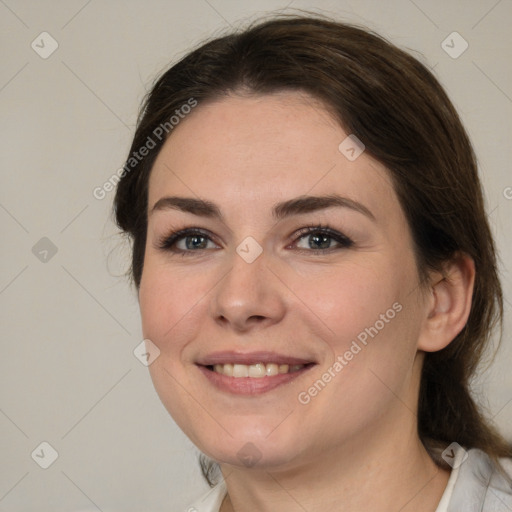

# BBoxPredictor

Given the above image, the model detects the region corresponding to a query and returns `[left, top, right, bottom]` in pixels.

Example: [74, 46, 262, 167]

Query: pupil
[186, 235, 206, 249]
[311, 233, 330, 249]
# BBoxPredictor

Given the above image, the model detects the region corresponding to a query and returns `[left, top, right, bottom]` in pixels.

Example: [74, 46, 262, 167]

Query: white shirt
[185, 447, 512, 511]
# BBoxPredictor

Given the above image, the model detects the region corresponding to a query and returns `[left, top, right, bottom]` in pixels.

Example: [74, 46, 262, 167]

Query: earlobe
[418, 253, 475, 352]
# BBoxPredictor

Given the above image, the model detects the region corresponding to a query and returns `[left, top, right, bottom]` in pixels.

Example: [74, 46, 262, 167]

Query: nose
[209, 246, 287, 333]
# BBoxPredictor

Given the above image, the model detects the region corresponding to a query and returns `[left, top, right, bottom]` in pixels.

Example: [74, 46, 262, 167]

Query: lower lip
[197, 365, 314, 395]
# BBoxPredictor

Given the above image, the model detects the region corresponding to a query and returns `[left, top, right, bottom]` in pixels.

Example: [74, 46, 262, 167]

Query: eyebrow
[150, 194, 376, 222]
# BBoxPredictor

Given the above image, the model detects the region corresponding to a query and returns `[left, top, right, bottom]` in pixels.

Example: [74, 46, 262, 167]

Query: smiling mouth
[197, 360, 316, 395]
[209, 362, 307, 377]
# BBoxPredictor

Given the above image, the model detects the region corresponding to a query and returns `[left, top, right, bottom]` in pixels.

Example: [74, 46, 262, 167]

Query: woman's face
[139, 91, 430, 469]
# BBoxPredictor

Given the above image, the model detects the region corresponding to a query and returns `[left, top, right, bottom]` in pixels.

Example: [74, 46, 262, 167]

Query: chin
[191, 420, 308, 470]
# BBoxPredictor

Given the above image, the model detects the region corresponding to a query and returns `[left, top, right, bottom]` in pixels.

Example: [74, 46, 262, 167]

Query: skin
[138, 91, 475, 511]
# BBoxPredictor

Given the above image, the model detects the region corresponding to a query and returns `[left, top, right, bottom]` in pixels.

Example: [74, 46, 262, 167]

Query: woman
[113, 14, 512, 511]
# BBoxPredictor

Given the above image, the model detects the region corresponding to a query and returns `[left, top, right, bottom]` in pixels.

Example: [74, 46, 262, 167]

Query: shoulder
[184, 480, 227, 512]
[449, 447, 512, 511]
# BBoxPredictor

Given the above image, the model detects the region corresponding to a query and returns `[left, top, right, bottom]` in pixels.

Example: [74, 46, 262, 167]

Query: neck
[219, 413, 450, 512]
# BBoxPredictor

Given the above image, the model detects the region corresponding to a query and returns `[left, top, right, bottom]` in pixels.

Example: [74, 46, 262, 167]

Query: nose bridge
[221, 241, 267, 303]
[210, 238, 285, 329]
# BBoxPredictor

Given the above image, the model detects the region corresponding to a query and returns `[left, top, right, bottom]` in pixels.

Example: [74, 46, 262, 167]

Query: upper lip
[196, 351, 316, 366]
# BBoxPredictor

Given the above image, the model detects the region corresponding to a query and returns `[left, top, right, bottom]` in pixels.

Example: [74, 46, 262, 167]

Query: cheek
[138, 265, 208, 428]
[288, 258, 404, 346]
[139, 263, 205, 347]
[290, 257, 421, 399]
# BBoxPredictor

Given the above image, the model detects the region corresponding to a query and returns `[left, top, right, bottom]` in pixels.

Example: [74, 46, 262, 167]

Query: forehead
[148, 91, 397, 222]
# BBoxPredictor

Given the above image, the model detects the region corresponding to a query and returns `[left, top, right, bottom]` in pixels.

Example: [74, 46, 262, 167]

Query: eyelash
[155, 224, 354, 256]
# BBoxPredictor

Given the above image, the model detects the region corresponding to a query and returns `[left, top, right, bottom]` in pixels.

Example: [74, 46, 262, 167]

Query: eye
[291, 224, 354, 253]
[156, 228, 219, 255]
[155, 224, 354, 256]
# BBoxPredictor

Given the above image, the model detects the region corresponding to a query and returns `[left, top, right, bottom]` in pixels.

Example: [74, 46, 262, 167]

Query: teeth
[266, 363, 278, 376]
[249, 363, 265, 378]
[233, 364, 249, 377]
[212, 362, 305, 377]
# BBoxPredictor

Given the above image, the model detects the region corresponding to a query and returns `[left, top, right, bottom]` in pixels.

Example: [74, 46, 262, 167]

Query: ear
[417, 252, 475, 352]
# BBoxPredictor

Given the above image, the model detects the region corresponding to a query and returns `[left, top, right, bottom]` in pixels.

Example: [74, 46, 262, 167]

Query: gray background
[1, 0, 511, 511]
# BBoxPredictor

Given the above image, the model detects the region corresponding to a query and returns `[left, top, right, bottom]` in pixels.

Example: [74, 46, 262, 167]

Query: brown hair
[113, 13, 511, 484]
